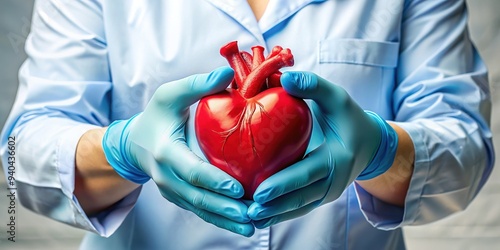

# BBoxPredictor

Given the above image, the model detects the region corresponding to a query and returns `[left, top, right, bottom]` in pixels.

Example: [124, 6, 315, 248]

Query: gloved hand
[102, 67, 255, 237]
[247, 71, 398, 228]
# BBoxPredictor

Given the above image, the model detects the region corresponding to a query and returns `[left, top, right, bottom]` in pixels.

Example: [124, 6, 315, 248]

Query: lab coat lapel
[205, 0, 265, 43]
[205, 0, 326, 42]
[258, 0, 327, 34]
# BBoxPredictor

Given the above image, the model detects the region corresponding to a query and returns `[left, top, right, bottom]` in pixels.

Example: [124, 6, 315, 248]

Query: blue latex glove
[102, 67, 255, 237]
[247, 72, 398, 228]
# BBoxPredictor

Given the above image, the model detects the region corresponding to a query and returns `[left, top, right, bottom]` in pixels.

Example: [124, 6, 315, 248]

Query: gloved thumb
[281, 71, 349, 115]
[152, 66, 234, 111]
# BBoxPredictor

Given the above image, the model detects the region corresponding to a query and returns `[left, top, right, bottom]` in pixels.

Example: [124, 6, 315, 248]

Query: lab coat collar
[258, 0, 327, 34]
[205, 0, 326, 42]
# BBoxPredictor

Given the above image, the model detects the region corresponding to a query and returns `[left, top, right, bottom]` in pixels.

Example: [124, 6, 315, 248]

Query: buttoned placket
[256, 227, 271, 250]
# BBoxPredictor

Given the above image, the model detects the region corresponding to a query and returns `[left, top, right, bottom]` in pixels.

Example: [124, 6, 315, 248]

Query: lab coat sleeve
[354, 0, 495, 229]
[0, 0, 139, 237]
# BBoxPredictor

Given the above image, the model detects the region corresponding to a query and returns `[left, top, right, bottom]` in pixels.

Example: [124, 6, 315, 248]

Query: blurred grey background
[0, 1, 499, 249]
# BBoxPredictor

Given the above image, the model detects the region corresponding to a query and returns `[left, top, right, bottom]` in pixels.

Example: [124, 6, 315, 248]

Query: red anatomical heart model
[195, 41, 312, 200]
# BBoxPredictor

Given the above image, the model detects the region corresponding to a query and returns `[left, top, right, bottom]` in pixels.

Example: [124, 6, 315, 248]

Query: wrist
[102, 114, 151, 184]
[356, 111, 399, 180]
[76, 128, 110, 173]
[75, 127, 141, 214]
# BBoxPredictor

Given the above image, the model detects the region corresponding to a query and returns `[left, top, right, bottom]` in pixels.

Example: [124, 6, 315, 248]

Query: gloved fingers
[172, 193, 255, 237]
[158, 181, 251, 223]
[280, 71, 351, 116]
[252, 201, 321, 229]
[155, 140, 244, 199]
[195, 210, 255, 237]
[247, 180, 327, 221]
[252, 144, 332, 204]
[152, 66, 234, 112]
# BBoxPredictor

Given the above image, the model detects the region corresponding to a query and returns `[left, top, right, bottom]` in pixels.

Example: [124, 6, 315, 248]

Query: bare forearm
[356, 124, 414, 207]
[74, 128, 140, 215]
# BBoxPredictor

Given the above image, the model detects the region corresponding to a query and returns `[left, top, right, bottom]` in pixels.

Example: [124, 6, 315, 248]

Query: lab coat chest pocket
[318, 39, 399, 114]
